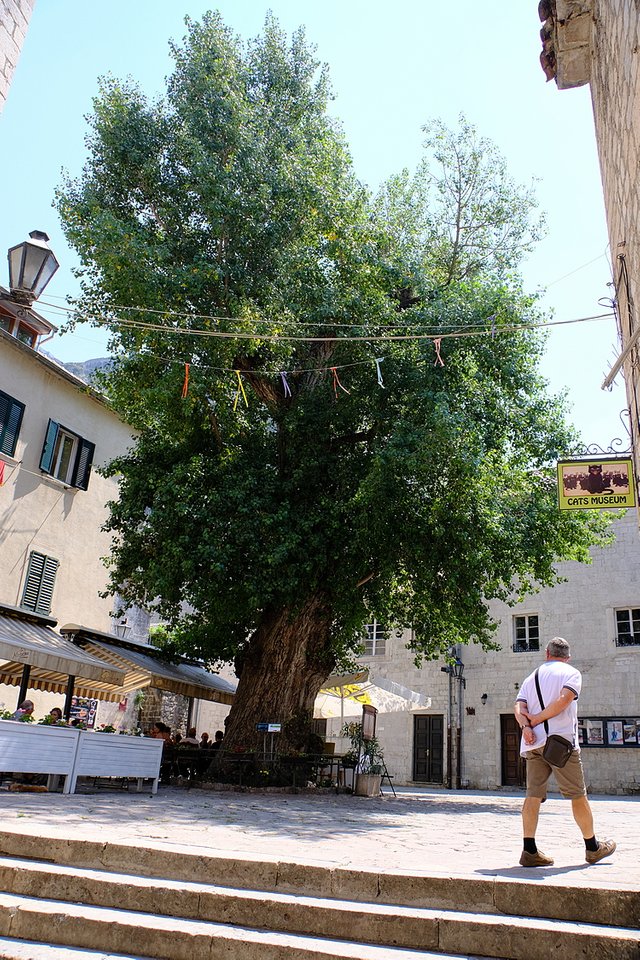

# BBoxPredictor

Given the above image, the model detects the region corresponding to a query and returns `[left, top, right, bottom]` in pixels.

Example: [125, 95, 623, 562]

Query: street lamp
[7, 230, 59, 304]
[451, 657, 466, 687]
[441, 654, 466, 789]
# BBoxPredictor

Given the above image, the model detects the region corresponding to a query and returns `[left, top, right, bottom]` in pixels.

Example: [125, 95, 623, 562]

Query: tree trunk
[223, 593, 335, 754]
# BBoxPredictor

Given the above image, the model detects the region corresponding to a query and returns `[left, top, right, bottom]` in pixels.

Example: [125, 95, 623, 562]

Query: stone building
[538, 1, 640, 491]
[325, 511, 640, 795]
[0, 0, 36, 112]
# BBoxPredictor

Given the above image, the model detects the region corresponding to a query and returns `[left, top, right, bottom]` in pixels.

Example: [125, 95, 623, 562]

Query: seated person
[11, 700, 34, 721]
[151, 721, 173, 743]
[199, 732, 210, 749]
[45, 707, 64, 723]
[181, 726, 199, 746]
[209, 730, 224, 752]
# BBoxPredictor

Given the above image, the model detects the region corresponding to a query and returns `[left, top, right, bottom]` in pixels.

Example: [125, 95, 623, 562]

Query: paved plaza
[0, 786, 636, 890]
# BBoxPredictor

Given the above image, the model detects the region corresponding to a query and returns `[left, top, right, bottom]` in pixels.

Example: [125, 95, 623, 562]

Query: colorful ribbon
[375, 357, 385, 389]
[280, 372, 292, 398]
[181, 362, 190, 399]
[233, 370, 249, 410]
[433, 338, 444, 367]
[330, 366, 350, 398]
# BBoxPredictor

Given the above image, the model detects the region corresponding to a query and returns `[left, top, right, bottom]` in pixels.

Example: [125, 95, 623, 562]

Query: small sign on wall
[556, 458, 635, 510]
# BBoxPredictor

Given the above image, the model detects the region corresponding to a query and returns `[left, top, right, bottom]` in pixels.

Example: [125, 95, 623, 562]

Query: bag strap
[533, 668, 550, 736]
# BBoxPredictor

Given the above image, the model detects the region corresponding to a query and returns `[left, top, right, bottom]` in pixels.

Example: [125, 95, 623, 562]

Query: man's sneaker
[585, 839, 616, 864]
[519, 849, 554, 867]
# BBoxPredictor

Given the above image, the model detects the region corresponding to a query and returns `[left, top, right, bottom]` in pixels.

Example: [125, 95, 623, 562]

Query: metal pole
[63, 676, 76, 720]
[456, 685, 462, 790]
[447, 670, 453, 789]
[458, 675, 465, 788]
[17, 664, 31, 707]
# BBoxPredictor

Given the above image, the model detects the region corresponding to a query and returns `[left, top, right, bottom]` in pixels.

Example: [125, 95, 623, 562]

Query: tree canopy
[57, 13, 609, 750]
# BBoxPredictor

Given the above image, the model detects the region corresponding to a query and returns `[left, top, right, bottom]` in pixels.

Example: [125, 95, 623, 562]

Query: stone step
[0, 894, 514, 960]
[0, 863, 638, 960]
[0, 830, 636, 930]
[0, 855, 490, 953]
[0, 940, 147, 960]
[0, 936, 499, 960]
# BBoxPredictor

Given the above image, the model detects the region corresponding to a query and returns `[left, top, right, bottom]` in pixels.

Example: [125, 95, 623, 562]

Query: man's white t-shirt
[516, 659, 582, 757]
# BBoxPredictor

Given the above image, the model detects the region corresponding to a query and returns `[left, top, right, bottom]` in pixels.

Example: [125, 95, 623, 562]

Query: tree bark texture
[223, 593, 335, 754]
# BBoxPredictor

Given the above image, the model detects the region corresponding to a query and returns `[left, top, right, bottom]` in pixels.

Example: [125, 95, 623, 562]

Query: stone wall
[0, 0, 36, 112]
[589, 1, 640, 484]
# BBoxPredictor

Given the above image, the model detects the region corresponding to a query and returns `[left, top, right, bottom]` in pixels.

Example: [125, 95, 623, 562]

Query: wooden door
[501, 713, 526, 787]
[413, 714, 444, 783]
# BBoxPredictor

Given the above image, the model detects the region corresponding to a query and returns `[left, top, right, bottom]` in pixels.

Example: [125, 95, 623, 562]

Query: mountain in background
[46, 354, 112, 384]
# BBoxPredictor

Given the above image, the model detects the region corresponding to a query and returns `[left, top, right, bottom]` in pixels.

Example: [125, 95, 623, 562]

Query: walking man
[514, 636, 615, 867]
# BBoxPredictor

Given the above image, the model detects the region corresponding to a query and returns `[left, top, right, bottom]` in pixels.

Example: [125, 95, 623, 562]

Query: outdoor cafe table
[0, 720, 163, 794]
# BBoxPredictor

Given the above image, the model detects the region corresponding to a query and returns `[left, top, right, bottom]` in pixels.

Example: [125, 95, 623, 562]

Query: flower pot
[354, 772, 382, 797]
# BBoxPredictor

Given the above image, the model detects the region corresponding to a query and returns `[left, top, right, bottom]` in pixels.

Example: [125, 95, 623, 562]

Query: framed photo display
[578, 717, 640, 747]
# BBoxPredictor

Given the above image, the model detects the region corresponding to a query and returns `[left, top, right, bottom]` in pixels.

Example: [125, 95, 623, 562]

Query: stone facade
[0, 0, 35, 112]
[589, 0, 640, 487]
[325, 512, 640, 795]
[538, 1, 640, 504]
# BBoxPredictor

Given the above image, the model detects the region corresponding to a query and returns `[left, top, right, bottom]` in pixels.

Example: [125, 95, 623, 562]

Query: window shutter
[39, 420, 59, 473]
[21, 551, 59, 615]
[71, 438, 95, 490]
[38, 556, 59, 614]
[0, 391, 25, 457]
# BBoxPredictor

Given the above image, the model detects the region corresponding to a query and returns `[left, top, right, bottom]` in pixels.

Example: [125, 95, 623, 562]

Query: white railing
[0, 720, 163, 794]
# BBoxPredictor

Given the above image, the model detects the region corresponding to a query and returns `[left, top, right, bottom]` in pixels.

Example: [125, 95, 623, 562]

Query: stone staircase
[0, 830, 637, 960]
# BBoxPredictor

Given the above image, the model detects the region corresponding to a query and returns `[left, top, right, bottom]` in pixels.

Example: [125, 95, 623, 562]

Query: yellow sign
[557, 458, 636, 510]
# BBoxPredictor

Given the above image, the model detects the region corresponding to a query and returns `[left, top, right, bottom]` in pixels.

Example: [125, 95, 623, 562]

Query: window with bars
[0, 390, 25, 457]
[362, 621, 388, 657]
[615, 608, 640, 646]
[39, 419, 95, 489]
[21, 551, 59, 615]
[513, 614, 539, 653]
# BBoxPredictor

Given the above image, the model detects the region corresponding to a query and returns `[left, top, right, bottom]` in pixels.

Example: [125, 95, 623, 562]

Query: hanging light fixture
[7, 230, 59, 304]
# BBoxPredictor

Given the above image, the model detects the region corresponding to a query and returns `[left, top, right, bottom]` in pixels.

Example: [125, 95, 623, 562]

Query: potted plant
[340, 721, 384, 797]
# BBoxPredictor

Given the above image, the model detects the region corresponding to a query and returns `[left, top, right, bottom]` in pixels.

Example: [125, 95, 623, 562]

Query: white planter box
[69, 732, 163, 794]
[0, 719, 80, 793]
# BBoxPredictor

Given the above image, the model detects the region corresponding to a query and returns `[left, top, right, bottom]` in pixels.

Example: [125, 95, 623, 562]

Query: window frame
[39, 419, 95, 490]
[512, 614, 540, 653]
[615, 607, 640, 647]
[362, 620, 389, 657]
[0, 389, 25, 457]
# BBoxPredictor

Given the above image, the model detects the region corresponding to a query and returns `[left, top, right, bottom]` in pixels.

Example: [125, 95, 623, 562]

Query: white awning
[316, 667, 430, 718]
[0, 610, 126, 690]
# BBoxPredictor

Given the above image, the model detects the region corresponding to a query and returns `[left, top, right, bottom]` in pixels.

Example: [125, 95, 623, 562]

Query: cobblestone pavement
[0, 786, 636, 890]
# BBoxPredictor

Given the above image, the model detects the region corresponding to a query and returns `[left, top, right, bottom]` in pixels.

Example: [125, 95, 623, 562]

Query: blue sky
[0, 1, 628, 449]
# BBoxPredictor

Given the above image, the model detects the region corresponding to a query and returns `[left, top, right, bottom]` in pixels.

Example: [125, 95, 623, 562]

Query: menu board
[70, 696, 98, 729]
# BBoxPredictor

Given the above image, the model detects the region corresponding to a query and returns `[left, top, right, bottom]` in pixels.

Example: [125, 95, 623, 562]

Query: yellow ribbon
[233, 370, 248, 410]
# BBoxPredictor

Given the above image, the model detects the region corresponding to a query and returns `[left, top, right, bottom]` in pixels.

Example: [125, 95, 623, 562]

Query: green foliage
[340, 721, 384, 772]
[57, 13, 610, 687]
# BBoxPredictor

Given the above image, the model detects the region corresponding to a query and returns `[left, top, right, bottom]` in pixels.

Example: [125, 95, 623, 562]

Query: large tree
[57, 14, 608, 752]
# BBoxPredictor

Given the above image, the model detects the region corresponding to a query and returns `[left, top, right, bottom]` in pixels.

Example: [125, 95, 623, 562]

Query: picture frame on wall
[607, 720, 624, 745]
[578, 717, 640, 747]
[586, 719, 604, 745]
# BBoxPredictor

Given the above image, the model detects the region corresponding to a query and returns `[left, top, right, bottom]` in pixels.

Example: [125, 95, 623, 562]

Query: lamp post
[452, 657, 465, 790]
[441, 655, 466, 789]
[7, 230, 59, 304]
